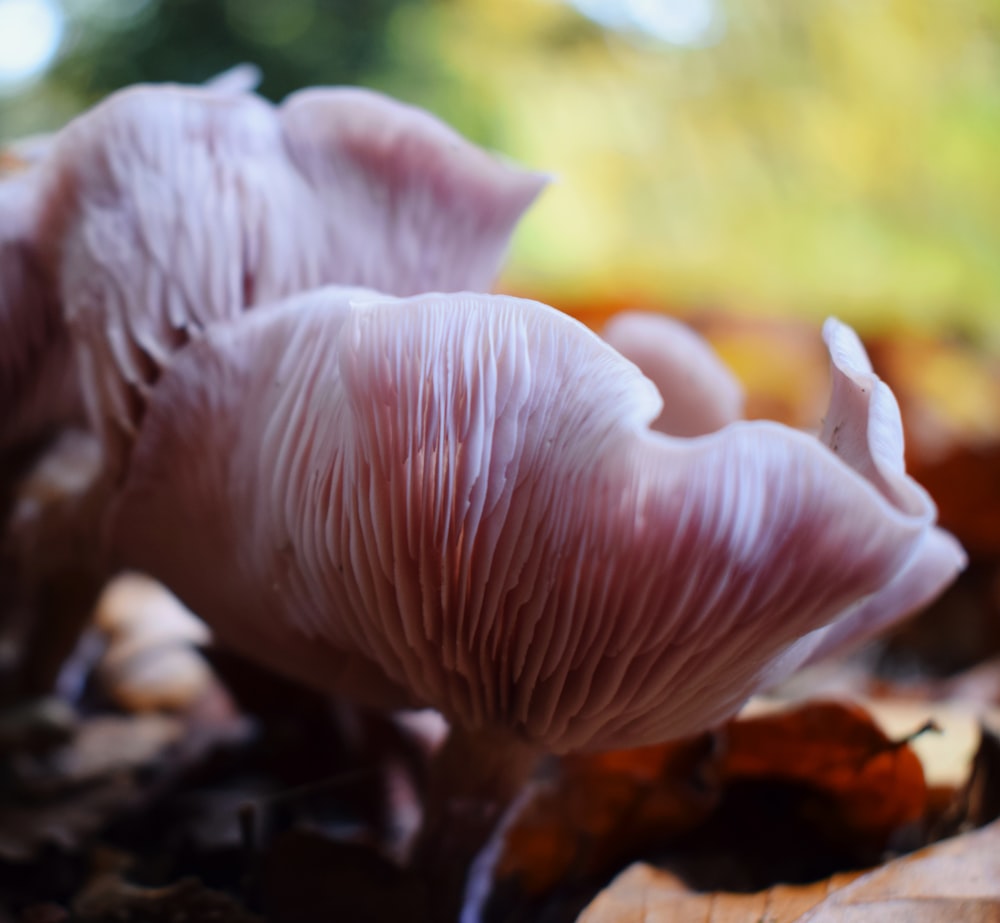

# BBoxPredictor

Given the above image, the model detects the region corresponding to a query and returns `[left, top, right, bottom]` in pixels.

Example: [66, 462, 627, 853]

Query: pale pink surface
[0, 71, 261, 460]
[763, 319, 966, 678]
[26, 83, 543, 470]
[602, 311, 744, 436]
[105, 292, 961, 753]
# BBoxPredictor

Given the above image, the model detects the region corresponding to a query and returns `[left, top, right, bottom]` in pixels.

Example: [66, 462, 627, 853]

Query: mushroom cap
[0, 164, 78, 456]
[104, 290, 963, 753]
[602, 311, 744, 436]
[28, 82, 545, 470]
[0, 71, 264, 461]
[760, 320, 967, 679]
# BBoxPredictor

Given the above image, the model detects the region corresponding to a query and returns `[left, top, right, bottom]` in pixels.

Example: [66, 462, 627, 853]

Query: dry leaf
[496, 735, 720, 897]
[577, 864, 864, 923]
[928, 723, 1000, 838]
[0, 714, 181, 861]
[579, 818, 1000, 923]
[0, 777, 144, 862]
[796, 816, 1000, 922]
[74, 873, 261, 923]
[860, 699, 995, 788]
[723, 701, 927, 850]
[910, 451, 1000, 557]
[488, 700, 928, 921]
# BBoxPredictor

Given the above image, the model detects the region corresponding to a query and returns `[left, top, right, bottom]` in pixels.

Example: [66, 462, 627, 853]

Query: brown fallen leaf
[0, 777, 144, 863]
[929, 722, 1000, 839]
[579, 817, 1000, 923]
[859, 698, 998, 789]
[577, 864, 864, 923]
[862, 336, 1000, 671]
[486, 700, 928, 922]
[0, 713, 182, 862]
[745, 690, 1000, 793]
[496, 735, 720, 898]
[796, 816, 1000, 922]
[724, 701, 928, 850]
[74, 872, 261, 923]
[906, 449, 1000, 559]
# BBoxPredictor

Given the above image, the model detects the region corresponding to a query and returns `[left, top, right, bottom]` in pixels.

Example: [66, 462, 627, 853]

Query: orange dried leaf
[497, 735, 720, 895]
[725, 701, 928, 847]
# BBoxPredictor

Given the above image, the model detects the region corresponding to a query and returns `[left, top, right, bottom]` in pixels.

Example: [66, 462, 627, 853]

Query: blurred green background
[2, 0, 1000, 346]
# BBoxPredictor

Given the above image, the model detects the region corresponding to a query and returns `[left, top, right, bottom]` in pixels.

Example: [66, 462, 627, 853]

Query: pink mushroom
[0, 68, 262, 463]
[0, 156, 86, 699]
[602, 311, 744, 437]
[0, 158, 78, 460]
[0, 79, 545, 699]
[2, 75, 963, 917]
[78, 287, 962, 914]
[43, 84, 545, 470]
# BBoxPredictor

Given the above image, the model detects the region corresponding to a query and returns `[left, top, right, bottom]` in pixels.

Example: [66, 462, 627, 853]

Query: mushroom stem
[1, 439, 109, 703]
[413, 724, 542, 922]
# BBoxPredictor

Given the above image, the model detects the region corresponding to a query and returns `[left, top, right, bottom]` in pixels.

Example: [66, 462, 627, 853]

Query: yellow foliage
[382, 0, 1000, 344]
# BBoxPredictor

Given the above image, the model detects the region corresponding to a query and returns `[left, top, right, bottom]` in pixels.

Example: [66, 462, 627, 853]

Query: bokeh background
[3, 0, 1000, 343]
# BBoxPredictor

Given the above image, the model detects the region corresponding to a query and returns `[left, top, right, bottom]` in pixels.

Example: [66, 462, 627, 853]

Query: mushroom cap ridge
[109, 291, 956, 753]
